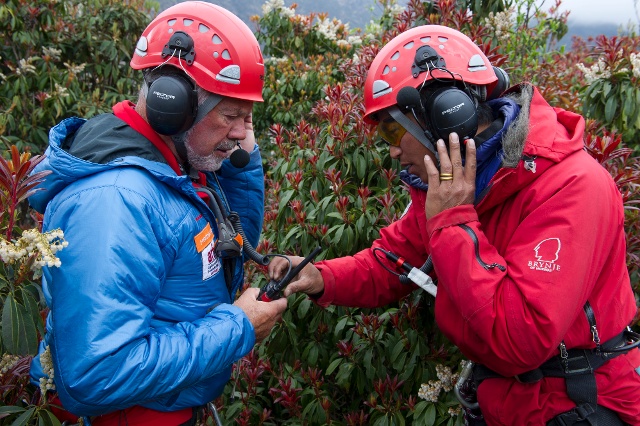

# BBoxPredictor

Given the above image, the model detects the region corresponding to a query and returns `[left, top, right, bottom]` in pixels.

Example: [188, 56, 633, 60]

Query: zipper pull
[523, 155, 537, 173]
[559, 341, 569, 372]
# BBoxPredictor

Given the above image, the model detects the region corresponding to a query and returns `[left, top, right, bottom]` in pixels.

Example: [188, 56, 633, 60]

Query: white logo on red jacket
[528, 238, 561, 272]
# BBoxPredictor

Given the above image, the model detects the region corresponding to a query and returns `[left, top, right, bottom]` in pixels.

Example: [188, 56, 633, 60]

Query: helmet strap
[388, 106, 438, 160]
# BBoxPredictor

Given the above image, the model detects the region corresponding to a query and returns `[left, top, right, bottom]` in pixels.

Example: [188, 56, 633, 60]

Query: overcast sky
[553, 0, 639, 25]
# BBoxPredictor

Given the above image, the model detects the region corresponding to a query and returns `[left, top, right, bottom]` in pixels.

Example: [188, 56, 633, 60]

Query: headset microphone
[229, 141, 250, 168]
[396, 86, 422, 112]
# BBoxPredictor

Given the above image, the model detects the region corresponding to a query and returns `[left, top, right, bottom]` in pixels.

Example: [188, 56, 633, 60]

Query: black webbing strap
[473, 330, 629, 385]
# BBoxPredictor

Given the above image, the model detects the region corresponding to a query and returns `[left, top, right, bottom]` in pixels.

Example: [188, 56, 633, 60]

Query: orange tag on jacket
[194, 223, 214, 253]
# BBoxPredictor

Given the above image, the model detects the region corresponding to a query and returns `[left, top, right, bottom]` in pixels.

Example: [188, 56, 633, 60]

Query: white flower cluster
[39, 345, 56, 394]
[336, 35, 361, 48]
[0, 228, 68, 270]
[13, 58, 37, 76]
[631, 52, 640, 78]
[0, 353, 19, 376]
[483, 9, 514, 42]
[418, 380, 442, 402]
[266, 56, 289, 65]
[261, 0, 294, 18]
[436, 364, 458, 392]
[418, 364, 460, 402]
[261, 0, 283, 14]
[64, 62, 86, 75]
[53, 83, 69, 98]
[42, 47, 62, 61]
[388, 4, 405, 17]
[577, 59, 612, 84]
[316, 18, 344, 41]
[448, 406, 462, 417]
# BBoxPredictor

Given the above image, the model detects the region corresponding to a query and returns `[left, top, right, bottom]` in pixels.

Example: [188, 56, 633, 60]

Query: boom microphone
[229, 142, 250, 168]
[396, 86, 422, 112]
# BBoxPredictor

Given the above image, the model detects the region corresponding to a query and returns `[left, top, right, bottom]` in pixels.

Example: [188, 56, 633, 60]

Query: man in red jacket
[268, 25, 640, 425]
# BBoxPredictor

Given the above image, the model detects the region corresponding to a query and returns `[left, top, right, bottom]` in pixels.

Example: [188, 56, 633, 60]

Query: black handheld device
[257, 246, 322, 302]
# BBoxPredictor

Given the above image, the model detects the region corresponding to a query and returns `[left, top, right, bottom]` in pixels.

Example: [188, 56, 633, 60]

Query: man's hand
[238, 114, 256, 152]
[268, 256, 325, 298]
[423, 133, 477, 219]
[234, 287, 287, 343]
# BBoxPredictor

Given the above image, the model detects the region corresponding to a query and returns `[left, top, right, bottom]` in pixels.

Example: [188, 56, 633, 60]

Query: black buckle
[562, 350, 594, 375]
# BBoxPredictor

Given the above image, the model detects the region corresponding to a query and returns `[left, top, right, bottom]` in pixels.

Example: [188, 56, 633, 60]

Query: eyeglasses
[377, 118, 407, 147]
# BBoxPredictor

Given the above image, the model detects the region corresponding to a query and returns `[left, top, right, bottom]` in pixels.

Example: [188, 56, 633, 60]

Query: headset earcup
[426, 87, 478, 141]
[487, 66, 510, 100]
[146, 76, 197, 135]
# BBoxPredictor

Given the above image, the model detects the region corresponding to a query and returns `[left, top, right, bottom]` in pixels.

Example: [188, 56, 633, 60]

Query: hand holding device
[258, 246, 322, 302]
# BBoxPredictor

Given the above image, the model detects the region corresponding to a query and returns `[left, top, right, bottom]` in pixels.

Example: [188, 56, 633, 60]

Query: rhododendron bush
[0, 0, 638, 425]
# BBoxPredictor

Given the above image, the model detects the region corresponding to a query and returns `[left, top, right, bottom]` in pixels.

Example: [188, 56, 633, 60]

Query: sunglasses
[377, 116, 408, 147]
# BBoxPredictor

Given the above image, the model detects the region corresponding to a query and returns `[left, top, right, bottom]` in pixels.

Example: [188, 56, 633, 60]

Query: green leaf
[325, 357, 342, 375]
[2, 294, 38, 355]
[604, 96, 617, 123]
[334, 316, 349, 335]
[20, 287, 45, 339]
[9, 406, 35, 426]
[297, 297, 311, 318]
[390, 340, 405, 363]
[425, 403, 437, 425]
[37, 408, 62, 426]
[0, 406, 26, 415]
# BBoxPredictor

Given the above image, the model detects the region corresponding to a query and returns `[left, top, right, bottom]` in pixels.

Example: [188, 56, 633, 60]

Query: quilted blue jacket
[28, 113, 264, 416]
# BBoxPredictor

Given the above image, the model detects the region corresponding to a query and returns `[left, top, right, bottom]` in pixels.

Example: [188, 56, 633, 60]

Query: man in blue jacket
[28, 2, 287, 425]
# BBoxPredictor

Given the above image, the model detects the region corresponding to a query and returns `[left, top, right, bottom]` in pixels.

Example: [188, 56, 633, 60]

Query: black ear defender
[422, 85, 478, 141]
[145, 31, 198, 136]
[487, 66, 510, 100]
[145, 74, 198, 136]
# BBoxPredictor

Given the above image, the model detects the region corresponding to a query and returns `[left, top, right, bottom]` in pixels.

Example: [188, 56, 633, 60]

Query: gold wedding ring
[439, 173, 454, 181]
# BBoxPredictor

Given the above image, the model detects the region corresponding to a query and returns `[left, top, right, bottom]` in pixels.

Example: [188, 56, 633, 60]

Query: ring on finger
[439, 173, 453, 180]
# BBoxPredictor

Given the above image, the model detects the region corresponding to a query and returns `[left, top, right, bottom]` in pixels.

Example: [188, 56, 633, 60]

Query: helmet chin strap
[387, 105, 439, 161]
[171, 93, 223, 171]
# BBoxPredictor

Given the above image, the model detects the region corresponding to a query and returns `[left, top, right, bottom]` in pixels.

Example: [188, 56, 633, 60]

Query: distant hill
[157, 0, 388, 31]
[156, 0, 630, 47]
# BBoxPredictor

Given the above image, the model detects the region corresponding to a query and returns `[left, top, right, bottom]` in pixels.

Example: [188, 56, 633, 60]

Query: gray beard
[186, 142, 224, 172]
[172, 130, 231, 172]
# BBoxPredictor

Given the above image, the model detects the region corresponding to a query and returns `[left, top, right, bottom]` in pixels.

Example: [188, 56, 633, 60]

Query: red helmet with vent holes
[130, 1, 264, 102]
[363, 25, 498, 123]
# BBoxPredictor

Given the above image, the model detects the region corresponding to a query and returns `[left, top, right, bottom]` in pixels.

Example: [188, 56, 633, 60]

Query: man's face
[377, 110, 436, 182]
[181, 97, 254, 172]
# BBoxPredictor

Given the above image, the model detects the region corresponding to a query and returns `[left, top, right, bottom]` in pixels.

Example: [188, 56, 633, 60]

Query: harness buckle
[562, 349, 594, 375]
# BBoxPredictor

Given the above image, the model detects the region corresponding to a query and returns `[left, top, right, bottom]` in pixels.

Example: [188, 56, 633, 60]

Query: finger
[272, 297, 287, 311]
[268, 257, 289, 280]
[464, 138, 477, 185]
[423, 154, 440, 188]
[448, 133, 463, 178]
[282, 277, 307, 297]
[436, 139, 451, 175]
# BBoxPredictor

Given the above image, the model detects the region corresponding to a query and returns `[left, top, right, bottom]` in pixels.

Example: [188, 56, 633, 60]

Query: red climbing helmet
[363, 25, 499, 123]
[130, 1, 264, 102]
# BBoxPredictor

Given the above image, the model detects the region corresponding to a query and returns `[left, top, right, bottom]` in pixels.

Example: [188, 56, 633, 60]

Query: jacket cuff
[310, 263, 334, 308]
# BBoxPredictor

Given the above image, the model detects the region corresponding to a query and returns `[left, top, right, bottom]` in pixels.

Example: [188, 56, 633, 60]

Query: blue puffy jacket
[29, 111, 264, 416]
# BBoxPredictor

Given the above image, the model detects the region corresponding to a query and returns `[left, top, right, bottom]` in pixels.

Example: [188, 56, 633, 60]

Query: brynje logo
[528, 238, 561, 272]
[442, 102, 464, 115]
[153, 91, 175, 100]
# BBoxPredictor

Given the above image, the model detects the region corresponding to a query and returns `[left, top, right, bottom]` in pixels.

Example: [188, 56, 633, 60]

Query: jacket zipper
[458, 224, 506, 271]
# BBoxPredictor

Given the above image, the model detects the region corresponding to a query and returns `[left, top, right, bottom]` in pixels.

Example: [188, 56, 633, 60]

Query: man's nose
[228, 120, 247, 140]
[389, 145, 402, 159]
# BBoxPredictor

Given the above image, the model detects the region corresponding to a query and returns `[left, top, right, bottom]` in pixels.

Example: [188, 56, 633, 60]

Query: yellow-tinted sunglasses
[377, 118, 407, 147]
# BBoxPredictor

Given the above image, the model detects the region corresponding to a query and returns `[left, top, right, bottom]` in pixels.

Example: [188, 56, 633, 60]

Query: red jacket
[315, 85, 640, 424]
